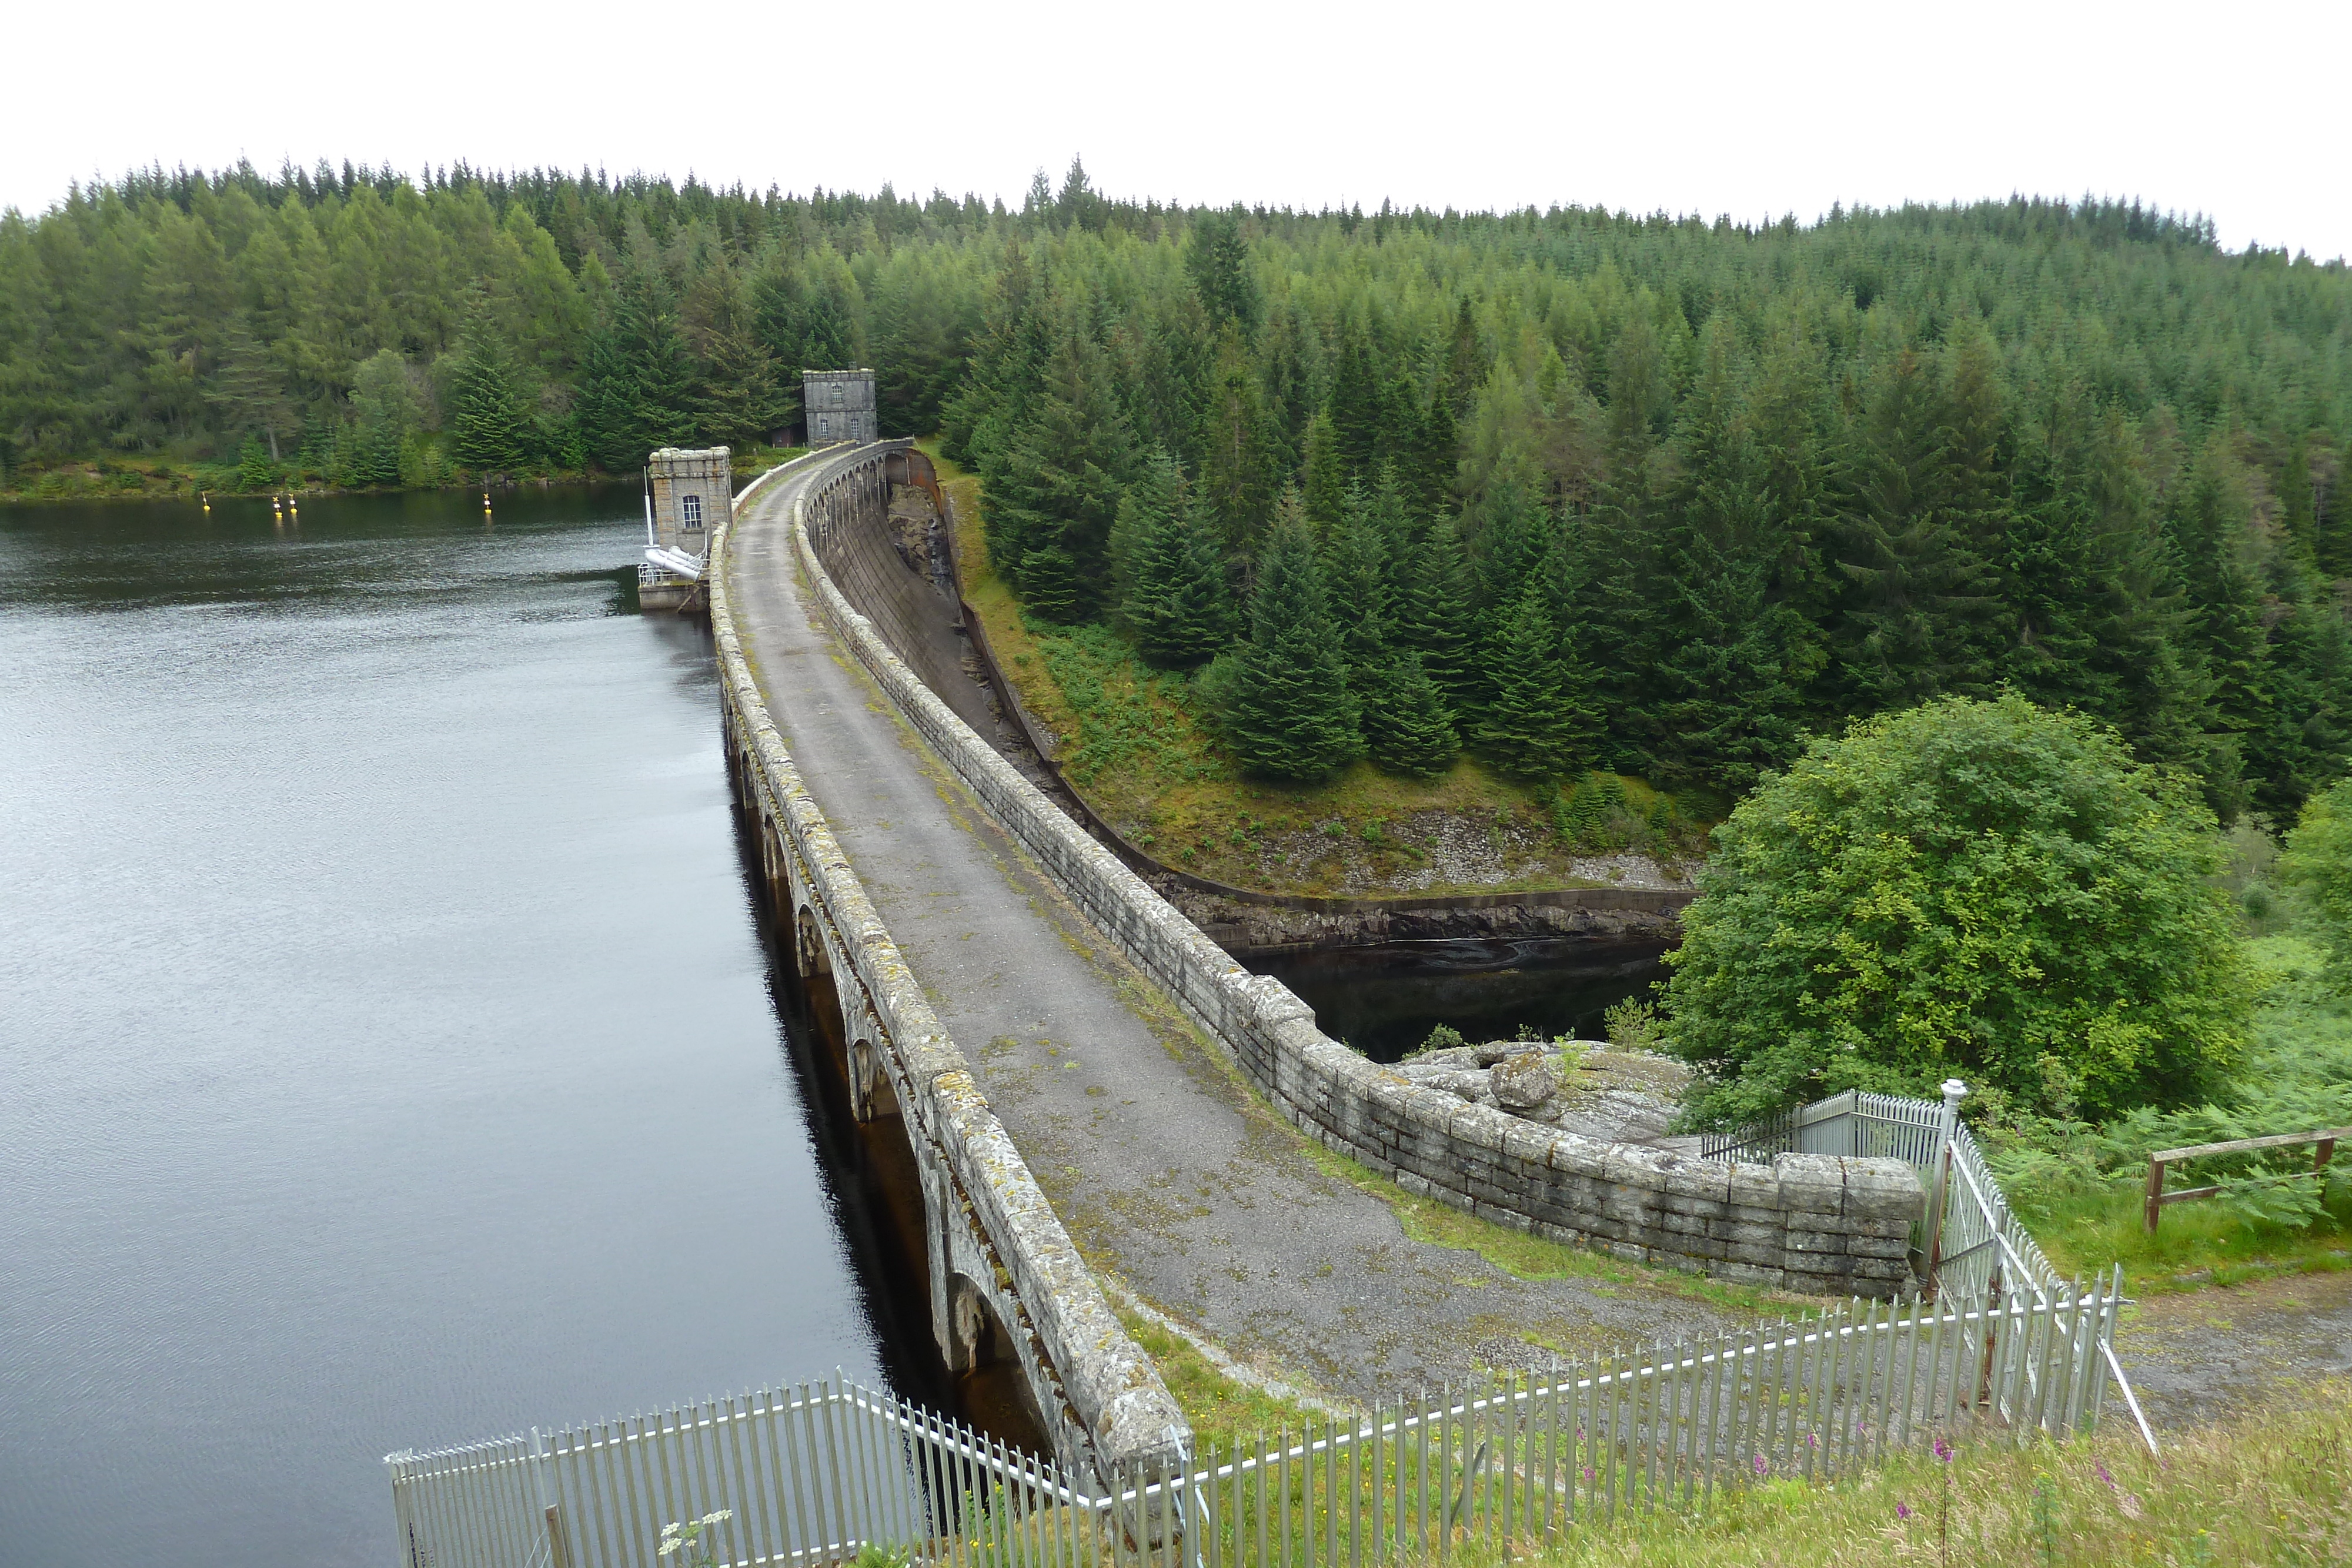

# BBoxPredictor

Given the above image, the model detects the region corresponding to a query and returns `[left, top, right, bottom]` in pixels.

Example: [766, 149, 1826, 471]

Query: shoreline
[0, 447, 809, 506]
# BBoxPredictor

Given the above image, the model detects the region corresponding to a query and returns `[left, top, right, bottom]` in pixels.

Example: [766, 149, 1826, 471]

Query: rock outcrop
[1390, 1041, 1693, 1148]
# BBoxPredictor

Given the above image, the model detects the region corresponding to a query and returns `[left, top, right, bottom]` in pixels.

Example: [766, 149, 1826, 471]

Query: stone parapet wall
[715, 453, 1188, 1486]
[792, 442, 1925, 1299]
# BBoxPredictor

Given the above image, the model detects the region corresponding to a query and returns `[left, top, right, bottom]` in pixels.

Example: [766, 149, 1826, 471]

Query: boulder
[1491, 1048, 1561, 1112]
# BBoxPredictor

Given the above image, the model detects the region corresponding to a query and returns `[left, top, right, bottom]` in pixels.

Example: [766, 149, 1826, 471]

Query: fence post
[1923, 1080, 1966, 1293]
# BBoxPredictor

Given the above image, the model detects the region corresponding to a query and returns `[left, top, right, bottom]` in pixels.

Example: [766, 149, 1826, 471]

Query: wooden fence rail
[2143, 1125, 2348, 1232]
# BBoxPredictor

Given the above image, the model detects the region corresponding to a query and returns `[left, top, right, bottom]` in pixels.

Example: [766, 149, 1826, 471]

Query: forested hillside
[5, 159, 2351, 812]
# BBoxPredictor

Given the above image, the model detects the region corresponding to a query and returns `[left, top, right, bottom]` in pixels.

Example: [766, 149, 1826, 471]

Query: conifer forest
[6, 159, 2352, 816]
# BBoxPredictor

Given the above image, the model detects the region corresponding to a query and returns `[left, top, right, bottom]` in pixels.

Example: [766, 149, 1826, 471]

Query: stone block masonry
[803, 369, 878, 444]
[787, 442, 1926, 1297]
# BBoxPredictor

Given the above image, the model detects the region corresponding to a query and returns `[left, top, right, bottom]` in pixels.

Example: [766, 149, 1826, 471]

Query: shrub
[2282, 776, 2352, 977]
[1665, 694, 2250, 1128]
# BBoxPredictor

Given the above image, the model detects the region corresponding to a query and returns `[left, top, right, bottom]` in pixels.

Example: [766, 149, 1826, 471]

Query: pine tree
[1130, 479, 1237, 668]
[1364, 651, 1459, 777]
[449, 310, 531, 472]
[574, 309, 643, 472]
[1184, 209, 1258, 332]
[1394, 516, 1482, 722]
[1212, 499, 1363, 780]
[1476, 579, 1600, 780]
[684, 261, 779, 450]
[236, 434, 276, 490]
[2281, 436, 2319, 569]
[988, 322, 1138, 618]
[1300, 413, 1346, 531]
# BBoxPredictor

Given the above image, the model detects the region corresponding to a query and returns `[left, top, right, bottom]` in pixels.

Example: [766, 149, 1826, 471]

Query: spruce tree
[1476, 579, 1600, 780]
[574, 312, 642, 472]
[1364, 650, 1460, 777]
[449, 316, 530, 472]
[1021, 545, 1083, 624]
[684, 262, 780, 450]
[2281, 436, 2319, 569]
[627, 291, 697, 455]
[236, 434, 275, 490]
[1198, 330, 1279, 550]
[1410, 381, 1460, 519]
[1328, 318, 1390, 474]
[1135, 486, 1237, 668]
[1214, 499, 1363, 780]
[1640, 327, 1813, 787]
[1300, 413, 1345, 531]
[989, 323, 1138, 619]
[1394, 516, 1482, 723]
[1184, 209, 1259, 332]
[1827, 347, 2002, 709]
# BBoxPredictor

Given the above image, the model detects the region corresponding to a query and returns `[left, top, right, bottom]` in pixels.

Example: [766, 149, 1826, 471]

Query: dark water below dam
[1259, 937, 1672, 1062]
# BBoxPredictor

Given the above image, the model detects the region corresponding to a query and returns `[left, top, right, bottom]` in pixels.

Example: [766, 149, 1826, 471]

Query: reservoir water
[0, 489, 913, 1568]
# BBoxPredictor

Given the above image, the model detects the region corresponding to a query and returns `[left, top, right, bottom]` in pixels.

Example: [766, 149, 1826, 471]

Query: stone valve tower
[639, 446, 733, 612]
[803, 369, 877, 444]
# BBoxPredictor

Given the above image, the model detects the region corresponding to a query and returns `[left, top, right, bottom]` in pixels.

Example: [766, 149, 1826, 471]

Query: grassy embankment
[1477, 1388, 2351, 1568]
[1131, 1309, 2351, 1566]
[924, 444, 1711, 900]
[0, 442, 807, 502]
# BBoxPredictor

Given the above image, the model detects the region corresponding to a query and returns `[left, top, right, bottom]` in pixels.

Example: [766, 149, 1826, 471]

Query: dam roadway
[726, 453, 1749, 1405]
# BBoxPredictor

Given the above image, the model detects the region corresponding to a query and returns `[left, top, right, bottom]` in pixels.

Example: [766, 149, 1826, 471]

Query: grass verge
[1464, 1383, 2351, 1567]
[2026, 1183, 2351, 1294]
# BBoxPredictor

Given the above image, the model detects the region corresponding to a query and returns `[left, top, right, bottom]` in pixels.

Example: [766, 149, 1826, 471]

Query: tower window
[681, 494, 703, 529]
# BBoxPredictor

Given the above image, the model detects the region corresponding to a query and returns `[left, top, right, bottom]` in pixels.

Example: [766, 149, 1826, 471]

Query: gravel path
[728, 469, 1753, 1405]
[2114, 1266, 2352, 1433]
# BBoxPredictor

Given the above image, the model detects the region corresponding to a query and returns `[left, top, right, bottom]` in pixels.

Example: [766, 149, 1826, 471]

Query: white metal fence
[1697, 1084, 2073, 1305]
[390, 1267, 2138, 1568]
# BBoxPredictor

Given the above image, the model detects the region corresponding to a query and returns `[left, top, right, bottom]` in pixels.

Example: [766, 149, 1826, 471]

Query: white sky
[7, 0, 2348, 261]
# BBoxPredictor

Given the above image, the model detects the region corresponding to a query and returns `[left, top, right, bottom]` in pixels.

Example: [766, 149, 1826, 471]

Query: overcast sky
[8, 0, 2347, 260]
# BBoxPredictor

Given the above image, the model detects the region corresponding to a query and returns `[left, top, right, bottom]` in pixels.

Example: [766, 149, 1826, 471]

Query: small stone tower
[647, 446, 733, 556]
[802, 369, 877, 444]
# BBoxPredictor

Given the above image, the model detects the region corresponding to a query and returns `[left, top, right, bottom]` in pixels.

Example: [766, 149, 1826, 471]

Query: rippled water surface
[0, 490, 892, 1568]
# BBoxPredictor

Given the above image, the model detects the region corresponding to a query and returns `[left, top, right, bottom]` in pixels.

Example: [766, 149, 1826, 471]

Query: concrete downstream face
[724, 443, 1923, 1419]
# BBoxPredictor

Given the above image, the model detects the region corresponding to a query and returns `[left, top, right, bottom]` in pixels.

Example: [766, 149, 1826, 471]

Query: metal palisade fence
[1696, 1082, 2073, 1307]
[393, 1085, 2151, 1568]
[389, 1290, 2137, 1568]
